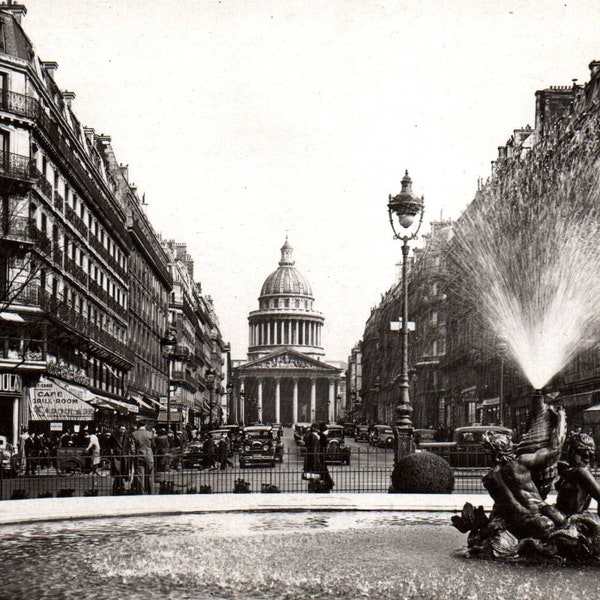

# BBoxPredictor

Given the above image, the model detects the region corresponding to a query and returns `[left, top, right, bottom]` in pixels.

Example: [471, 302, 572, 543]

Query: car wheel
[239, 462, 245, 469]
[270, 461, 275, 468]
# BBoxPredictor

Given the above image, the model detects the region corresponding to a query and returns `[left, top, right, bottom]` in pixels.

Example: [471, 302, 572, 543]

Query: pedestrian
[302, 423, 322, 480]
[203, 434, 217, 470]
[84, 430, 101, 474]
[218, 433, 233, 470]
[25, 431, 38, 476]
[131, 421, 156, 494]
[318, 422, 335, 491]
[110, 424, 133, 494]
[155, 427, 171, 473]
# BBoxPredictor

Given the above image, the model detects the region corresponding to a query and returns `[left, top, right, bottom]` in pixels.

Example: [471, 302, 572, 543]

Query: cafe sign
[29, 377, 95, 421]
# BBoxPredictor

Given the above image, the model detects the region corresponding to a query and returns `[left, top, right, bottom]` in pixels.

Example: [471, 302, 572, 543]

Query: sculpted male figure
[481, 421, 566, 540]
[555, 432, 600, 517]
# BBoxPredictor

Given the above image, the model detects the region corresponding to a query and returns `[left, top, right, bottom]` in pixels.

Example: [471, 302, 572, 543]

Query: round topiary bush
[390, 451, 454, 493]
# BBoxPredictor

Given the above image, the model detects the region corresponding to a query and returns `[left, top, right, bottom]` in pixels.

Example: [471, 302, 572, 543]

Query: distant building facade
[233, 239, 342, 424]
[0, 4, 226, 443]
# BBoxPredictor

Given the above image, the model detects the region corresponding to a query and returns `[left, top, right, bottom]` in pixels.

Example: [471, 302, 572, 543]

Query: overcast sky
[20, 0, 600, 362]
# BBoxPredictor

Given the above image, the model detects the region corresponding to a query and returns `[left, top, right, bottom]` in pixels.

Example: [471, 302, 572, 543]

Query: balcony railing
[53, 190, 64, 212]
[0, 90, 40, 120]
[65, 203, 88, 238]
[0, 150, 38, 183]
[64, 255, 88, 288]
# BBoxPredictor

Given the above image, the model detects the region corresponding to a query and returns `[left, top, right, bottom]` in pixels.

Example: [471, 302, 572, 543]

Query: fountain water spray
[449, 115, 600, 390]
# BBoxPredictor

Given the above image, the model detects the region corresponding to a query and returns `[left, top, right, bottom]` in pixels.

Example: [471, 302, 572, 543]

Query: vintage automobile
[181, 440, 206, 469]
[354, 424, 370, 442]
[218, 424, 242, 451]
[294, 422, 311, 446]
[271, 423, 285, 463]
[342, 423, 356, 438]
[413, 428, 437, 447]
[0, 435, 19, 477]
[371, 425, 395, 448]
[239, 425, 276, 468]
[206, 429, 234, 457]
[418, 425, 514, 468]
[324, 424, 351, 465]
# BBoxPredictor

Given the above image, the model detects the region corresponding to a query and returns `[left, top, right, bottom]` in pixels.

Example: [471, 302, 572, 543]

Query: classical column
[275, 378, 281, 424]
[328, 378, 335, 422]
[257, 378, 263, 423]
[287, 321, 292, 345]
[293, 378, 299, 424]
[310, 377, 316, 422]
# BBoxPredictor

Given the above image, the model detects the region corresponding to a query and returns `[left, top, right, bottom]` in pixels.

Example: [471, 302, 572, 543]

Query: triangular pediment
[235, 348, 341, 373]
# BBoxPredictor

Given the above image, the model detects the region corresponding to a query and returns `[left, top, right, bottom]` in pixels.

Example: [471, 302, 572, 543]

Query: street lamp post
[161, 329, 177, 434]
[206, 369, 216, 428]
[497, 338, 508, 425]
[387, 170, 424, 461]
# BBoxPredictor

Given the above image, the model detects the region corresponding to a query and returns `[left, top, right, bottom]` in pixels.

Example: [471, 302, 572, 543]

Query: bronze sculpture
[452, 390, 600, 564]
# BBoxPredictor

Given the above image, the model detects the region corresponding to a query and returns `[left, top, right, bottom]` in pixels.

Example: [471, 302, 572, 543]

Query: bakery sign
[29, 377, 95, 421]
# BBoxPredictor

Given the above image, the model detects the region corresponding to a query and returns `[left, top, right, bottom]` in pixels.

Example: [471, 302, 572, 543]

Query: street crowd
[11, 421, 235, 495]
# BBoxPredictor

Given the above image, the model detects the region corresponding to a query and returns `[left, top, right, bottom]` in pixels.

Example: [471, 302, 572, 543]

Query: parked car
[181, 440, 206, 469]
[206, 429, 234, 457]
[0, 435, 18, 477]
[239, 425, 276, 468]
[272, 423, 284, 463]
[294, 422, 310, 446]
[342, 423, 356, 438]
[371, 425, 395, 448]
[324, 424, 351, 465]
[418, 425, 514, 468]
[413, 428, 437, 447]
[218, 424, 242, 451]
[354, 424, 370, 442]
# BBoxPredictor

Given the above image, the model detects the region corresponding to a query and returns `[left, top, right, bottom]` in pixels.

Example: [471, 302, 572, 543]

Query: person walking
[131, 421, 156, 494]
[25, 431, 37, 476]
[84, 430, 101, 474]
[318, 422, 335, 491]
[110, 424, 133, 494]
[218, 433, 233, 470]
[155, 427, 171, 473]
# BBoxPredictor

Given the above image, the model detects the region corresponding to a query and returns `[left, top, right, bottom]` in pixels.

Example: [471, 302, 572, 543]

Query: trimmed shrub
[185, 487, 198, 494]
[390, 451, 454, 493]
[261, 483, 280, 493]
[84, 488, 99, 497]
[11, 489, 29, 500]
[38, 491, 54, 499]
[159, 481, 181, 495]
[57, 488, 75, 498]
[198, 485, 212, 494]
[233, 479, 251, 493]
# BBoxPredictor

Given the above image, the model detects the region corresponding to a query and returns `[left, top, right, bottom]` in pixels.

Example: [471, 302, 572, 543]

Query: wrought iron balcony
[0, 150, 38, 186]
[0, 90, 40, 120]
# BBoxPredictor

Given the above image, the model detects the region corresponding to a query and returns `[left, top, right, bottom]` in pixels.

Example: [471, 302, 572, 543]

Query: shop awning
[88, 395, 129, 415]
[0, 311, 25, 322]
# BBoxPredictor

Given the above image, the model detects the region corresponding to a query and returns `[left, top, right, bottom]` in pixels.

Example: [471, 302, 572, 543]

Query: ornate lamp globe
[388, 171, 424, 233]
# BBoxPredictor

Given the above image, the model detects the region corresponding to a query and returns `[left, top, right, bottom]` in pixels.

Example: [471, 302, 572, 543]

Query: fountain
[448, 108, 600, 564]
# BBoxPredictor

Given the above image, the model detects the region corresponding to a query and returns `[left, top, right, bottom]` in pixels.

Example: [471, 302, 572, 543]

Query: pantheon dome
[247, 238, 324, 360]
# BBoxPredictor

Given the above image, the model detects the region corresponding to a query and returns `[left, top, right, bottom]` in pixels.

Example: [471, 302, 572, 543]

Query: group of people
[302, 422, 334, 492]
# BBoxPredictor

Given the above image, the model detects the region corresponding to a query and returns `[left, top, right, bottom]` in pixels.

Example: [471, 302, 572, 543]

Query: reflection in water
[0, 511, 596, 599]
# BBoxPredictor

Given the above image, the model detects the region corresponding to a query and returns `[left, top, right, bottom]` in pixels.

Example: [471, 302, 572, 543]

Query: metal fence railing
[0, 445, 514, 499]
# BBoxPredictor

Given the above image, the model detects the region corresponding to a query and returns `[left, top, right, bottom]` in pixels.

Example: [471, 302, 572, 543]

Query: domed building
[233, 239, 342, 425]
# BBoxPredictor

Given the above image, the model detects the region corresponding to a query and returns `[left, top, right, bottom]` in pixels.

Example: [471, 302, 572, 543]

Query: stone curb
[0, 493, 495, 525]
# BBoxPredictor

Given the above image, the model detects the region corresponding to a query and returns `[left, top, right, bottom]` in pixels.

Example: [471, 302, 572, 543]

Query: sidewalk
[0, 493, 495, 526]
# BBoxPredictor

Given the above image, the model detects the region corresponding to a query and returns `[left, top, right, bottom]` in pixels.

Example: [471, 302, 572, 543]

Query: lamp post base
[394, 401, 415, 464]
